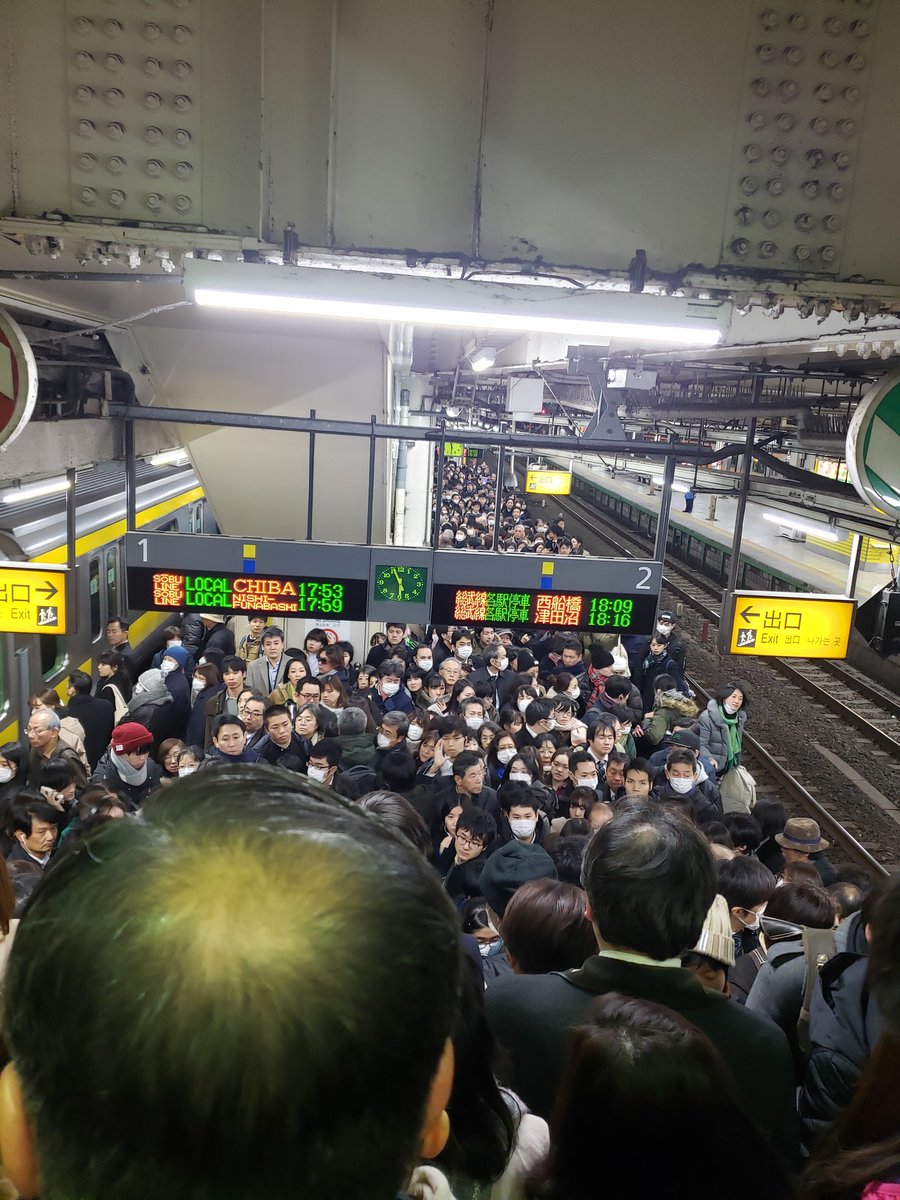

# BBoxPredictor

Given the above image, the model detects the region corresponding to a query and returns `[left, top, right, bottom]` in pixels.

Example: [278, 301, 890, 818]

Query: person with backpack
[745, 883, 837, 1078]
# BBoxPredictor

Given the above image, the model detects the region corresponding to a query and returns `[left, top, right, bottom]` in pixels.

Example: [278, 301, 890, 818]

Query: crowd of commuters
[0, 599, 898, 1200]
[436, 461, 588, 556]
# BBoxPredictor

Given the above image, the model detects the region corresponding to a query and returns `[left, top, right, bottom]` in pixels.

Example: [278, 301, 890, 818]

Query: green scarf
[719, 706, 742, 771]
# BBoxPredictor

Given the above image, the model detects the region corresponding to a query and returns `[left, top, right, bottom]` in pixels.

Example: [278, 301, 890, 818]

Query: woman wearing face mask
[0, 743, 25, 814]
[486, 732, 519, 789]
[698, 681, 749, 777]
[177, 745, 203, 778]
[405, 710, 430, 752]
[185, 663, 223, 747]
[514, 685, 540, 718]
[498, 749, 557, 821]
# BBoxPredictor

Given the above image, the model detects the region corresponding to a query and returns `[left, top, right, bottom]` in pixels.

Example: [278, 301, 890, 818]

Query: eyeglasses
[456, 832, 485, 851]
[317, 657, 330, 664]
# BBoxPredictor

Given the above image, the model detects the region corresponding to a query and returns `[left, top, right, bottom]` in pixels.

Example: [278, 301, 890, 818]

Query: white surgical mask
[510, 817, 537, 839]
[381, 680, 400, 696]
[478, 939, 499, 958]
[498, 660, 509, 671]
[656, 623, 673, 636]
[509, 771, 531, 784]
[497, 747, 516, 764]
[723, 701, 740, 715]
[159, 660, 176, 677]
[192, 678, 205, 692]
[668, 775, 695, 794]
[417, 657, 433, 671]
[517, 699, 531, 714]
[567, 686, 580, 699]
[466, 716, 484, 731]
[740, 909, 763, 931]
[178, 765, 197, 777]
[307, 765, 329, 784]
[376, 732, 392, 748]
[456, 645, 472, 660]
[406, 725, 424, 744]
[545, 719, 556, 731]
[0, 766, 12, 784]
[580, 775, 599, 790]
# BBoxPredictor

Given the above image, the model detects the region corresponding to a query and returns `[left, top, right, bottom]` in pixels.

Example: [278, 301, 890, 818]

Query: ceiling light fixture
[762, 511, 841, 541]
[2, 477, 72, 504]
[470, 346, 497, 371]
[147, 448, 190, 467]
[186, 262, 727, 347]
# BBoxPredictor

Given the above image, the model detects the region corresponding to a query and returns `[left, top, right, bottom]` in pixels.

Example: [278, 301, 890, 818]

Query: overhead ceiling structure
[1, 0, 900, 538]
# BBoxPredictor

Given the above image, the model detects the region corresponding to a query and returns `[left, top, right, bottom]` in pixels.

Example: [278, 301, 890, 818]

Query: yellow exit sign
[729, 592, 855, 659]
[526, 469, 572, 495]
[0, 563, 67, 634]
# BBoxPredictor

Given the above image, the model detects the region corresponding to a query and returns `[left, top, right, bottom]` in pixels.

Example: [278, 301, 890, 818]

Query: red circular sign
[0, 309, 37, 451]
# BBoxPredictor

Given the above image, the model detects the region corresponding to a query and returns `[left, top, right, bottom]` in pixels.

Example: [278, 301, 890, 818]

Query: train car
[0, 463, 207, 741]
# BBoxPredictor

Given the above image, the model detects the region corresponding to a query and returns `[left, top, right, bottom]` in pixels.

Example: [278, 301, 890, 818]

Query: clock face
[373, 564, 428, 603]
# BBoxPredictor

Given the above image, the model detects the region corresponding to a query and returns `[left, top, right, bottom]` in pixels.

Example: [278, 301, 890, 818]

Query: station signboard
[0, 563, 67, 634]
[126, 533, 662, 635]
[525, 469, 572, 495]
[728, 591, 856, 659]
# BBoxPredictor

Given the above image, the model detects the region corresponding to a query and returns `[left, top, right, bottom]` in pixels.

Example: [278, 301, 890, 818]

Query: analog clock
[373, 564, 428, 603]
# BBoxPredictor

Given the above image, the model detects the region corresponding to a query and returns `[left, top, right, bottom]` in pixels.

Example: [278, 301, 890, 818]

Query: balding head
[3, 767, 460, 1200]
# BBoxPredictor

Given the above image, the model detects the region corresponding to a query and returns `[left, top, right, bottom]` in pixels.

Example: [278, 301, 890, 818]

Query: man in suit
[485, 803, 799, 1166]
[515, 698, 556, 750]
[245, 627, 287, 696]
[466, 642, 509, 710]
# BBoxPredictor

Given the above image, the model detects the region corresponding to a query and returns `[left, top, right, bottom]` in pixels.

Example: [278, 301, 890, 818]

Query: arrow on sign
[739, 605, 760, 623]
[37, 580, 58, 600]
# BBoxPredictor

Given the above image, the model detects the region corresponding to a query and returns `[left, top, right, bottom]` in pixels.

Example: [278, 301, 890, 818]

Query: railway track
[552, 486, 900, 760]
[522, 479, 896, 875]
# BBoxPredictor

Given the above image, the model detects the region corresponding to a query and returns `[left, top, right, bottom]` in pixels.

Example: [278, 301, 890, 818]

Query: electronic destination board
[124, 533, 661, 633]
[431, 584, 657, 633]
[126, 567, 368, 619]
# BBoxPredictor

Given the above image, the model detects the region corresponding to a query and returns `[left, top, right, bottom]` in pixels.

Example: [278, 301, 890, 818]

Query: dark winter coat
[635, 652, 687, 711]
[650, 781, 719, 826]
[203, 623, 236, 657]
[91, 751, 162, 809]
[799, 952, 882, 1144]
[485, 953, 799, 1167]
[65, 694, 115, 770]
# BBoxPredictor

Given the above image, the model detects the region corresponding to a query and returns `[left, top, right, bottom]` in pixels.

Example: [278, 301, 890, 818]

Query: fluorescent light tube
[148, 448, 190, 467]
[762, 511, 841, 541]
[2, 478, 71, 504]
[193, 287, 722, 346]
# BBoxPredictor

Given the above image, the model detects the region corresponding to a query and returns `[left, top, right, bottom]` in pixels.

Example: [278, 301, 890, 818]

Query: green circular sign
[847, 370, 900, 515]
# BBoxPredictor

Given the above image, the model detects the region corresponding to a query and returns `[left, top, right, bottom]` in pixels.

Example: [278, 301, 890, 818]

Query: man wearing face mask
[654, 610, 686, 668]
[718, 856, 777, 961]
[498, 783, 548, 848]
[411, 643, 436, 675]
[365, 659, 413, 718]
[460, 698, 487, 735]
[451, 629, 476, 669]
[515, 699, 556, 750]
[650, 748, 719, 827]
[375, 713, 408, 763]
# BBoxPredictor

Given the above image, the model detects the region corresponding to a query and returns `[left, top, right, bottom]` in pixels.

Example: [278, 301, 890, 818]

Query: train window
[159, 518, 179, 533]
[89, 556, 102, 642]
[106, 546, 119, 621]
[41, 634, 67, 680]
[190, 502, 203, 533]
